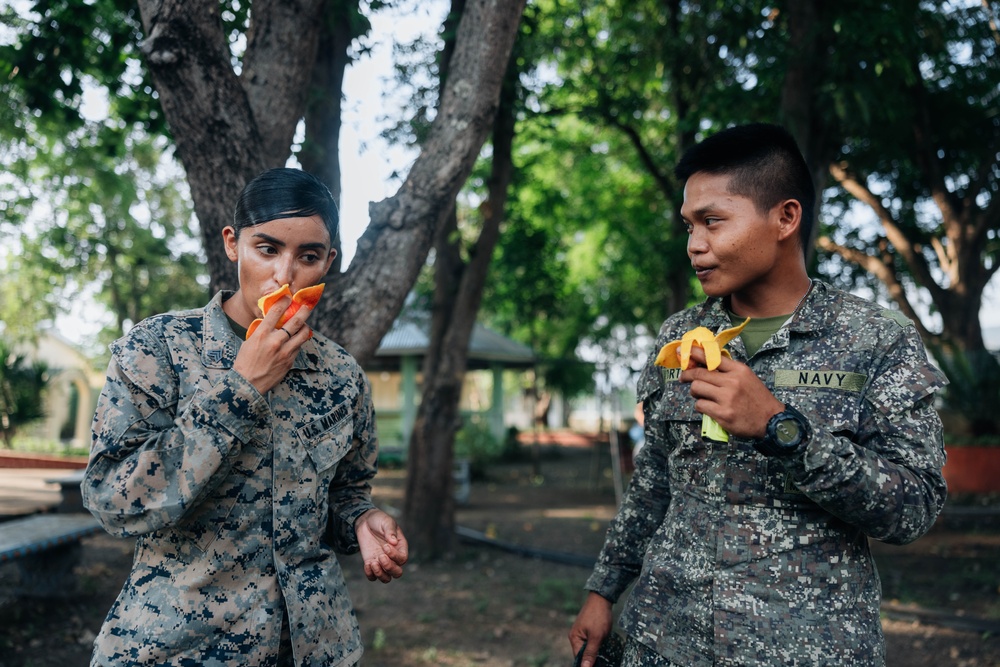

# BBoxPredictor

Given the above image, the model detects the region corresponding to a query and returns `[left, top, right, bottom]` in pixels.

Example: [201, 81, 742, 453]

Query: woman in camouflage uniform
[83, 168, 407, 666]
[570, 125, 947, 667]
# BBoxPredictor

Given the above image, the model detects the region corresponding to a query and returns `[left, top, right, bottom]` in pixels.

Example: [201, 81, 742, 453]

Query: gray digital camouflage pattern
[586, 280, 948, 666]
[621, 636, 675, 666]
[83, 291, 378, 666]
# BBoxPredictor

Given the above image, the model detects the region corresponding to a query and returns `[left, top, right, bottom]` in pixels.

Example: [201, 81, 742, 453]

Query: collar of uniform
[202, 291, 242, 368]
[784, 280, 835, 334]
[202, 291, 322, 371]
[698, 279, 832, 350]
[700, 280, 831, 332]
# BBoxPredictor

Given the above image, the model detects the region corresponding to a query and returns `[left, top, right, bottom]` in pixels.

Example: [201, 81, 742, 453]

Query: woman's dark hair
[233, 168, 339, 244]
[674, 123, 815, 250]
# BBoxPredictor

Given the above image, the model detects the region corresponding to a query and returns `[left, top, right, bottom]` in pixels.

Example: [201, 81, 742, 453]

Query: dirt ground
[2, 445, 998, 667]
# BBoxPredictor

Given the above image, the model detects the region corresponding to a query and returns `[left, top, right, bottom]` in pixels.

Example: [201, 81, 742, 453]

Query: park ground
[1, 444, 998, 667]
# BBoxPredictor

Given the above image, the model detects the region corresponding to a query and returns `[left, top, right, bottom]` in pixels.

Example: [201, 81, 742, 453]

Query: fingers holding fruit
[272, 295, 316, 343]
[246, 284, 324, 339]
[233, 284, 325, 394]
[654, 317, 750, 371]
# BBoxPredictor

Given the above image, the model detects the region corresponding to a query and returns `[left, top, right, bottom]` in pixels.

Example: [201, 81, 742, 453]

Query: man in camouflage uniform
[83, 168, 408, 667]
[570, 124, 947, 667]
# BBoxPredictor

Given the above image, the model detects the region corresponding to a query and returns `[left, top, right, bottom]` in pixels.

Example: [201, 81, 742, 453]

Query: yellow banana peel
[654, 317, 751, 371]
[653, 317, 751, 443]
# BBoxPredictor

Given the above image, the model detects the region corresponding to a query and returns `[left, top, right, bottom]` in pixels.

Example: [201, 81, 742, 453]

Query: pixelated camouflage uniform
[83, 291, 379, 667]
[586, 281, 947, 666]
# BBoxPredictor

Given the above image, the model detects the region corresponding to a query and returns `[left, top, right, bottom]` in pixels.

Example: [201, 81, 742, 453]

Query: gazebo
[364, 314, 535, 456]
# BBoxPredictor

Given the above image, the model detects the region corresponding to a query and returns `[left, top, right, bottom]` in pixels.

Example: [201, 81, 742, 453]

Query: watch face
[775, 418, 802, 446]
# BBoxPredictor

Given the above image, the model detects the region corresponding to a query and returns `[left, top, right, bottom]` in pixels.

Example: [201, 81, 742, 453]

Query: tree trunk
[310, 0, 526, 364]
[300, 1, 358, 277]
[402, 208, 463, 559]
[136, 0, 325, 294]
[779, 0, 836, 263]
[403, 11, 520, 558]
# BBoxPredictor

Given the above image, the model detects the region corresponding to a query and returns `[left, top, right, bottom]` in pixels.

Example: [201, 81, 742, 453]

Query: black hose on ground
[454, 525, 597, 568]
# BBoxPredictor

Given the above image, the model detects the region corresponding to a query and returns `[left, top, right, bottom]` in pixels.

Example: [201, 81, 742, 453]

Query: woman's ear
[222, 226, 239, 262]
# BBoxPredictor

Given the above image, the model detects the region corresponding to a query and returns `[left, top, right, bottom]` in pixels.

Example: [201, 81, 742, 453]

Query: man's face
[222, 215, 335, 326]
[680, 172, 783, 300]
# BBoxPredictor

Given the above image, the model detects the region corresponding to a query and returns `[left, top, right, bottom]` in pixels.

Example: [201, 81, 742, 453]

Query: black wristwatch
[754, 404, 811, 457]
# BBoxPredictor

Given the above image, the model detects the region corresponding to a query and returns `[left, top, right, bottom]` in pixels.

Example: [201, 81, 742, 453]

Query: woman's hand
[355, 509, 409, 583]
[232, 297, 314, 395]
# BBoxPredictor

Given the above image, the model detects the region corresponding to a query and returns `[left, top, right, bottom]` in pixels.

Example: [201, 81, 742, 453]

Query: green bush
[0, 339, 49, 447]
[454, 417, 505, 479]
[933, 347, 1000, 438]
[9, 436, 90, 458]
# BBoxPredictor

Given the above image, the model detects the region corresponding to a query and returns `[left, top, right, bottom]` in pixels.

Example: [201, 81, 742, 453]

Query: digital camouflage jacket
[83, 291, 378, 667]
[586, 281, 947, 666]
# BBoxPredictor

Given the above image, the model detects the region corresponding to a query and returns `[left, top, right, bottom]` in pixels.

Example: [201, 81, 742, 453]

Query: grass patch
[531, 577, 584, 614]
[875, 552, 1000, 618]
[5, 436, 89, 458]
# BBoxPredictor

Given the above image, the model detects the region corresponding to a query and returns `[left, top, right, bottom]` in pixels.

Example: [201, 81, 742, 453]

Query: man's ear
[222, 226, 239, 262]
[775, 199, 803, 243]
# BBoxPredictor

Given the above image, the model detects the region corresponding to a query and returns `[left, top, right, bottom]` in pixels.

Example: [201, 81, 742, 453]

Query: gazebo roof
[370, 315, 535, 371]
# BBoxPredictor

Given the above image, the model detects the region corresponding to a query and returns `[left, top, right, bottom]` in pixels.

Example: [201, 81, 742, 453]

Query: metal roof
[372, 316, 535, 370]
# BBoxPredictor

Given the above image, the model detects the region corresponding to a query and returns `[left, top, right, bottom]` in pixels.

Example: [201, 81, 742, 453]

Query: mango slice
[654, 317, 750, 371]
[258, 284, 293, 315]
[245, 283, 325, 340]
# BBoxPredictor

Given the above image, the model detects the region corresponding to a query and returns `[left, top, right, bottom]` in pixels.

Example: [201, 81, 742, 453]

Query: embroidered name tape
[299, 404, 350, 440]
[774, 369, 867, 392]
[661, 368, 683, 383]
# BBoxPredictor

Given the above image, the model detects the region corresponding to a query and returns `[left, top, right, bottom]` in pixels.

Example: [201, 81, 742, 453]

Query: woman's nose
[274, 255, 295, 285]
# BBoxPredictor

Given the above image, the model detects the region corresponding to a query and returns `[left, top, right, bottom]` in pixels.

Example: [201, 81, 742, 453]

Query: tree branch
[605, 117, 677, 206]
[829, 162, 947, 303]
[324, 0, 527, 363]
[242, 0, 326, 166]
[137, 0, 266, 292]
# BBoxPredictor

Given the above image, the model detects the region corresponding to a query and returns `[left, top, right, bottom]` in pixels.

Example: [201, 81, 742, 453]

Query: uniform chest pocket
[766, 385, 863, 503]
[774, 385, 863, 442]
[297, 415, 354, 473]
[649, 383, 711, 493]
[648, 377, 700, 424]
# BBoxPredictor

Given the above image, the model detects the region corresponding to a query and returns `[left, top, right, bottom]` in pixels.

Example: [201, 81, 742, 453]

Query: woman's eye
[257, 245, 278, 255]
[302, 253, 320, 263]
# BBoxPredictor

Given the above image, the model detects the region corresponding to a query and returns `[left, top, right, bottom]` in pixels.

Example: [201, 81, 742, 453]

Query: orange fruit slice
[245, 283, 325, 340]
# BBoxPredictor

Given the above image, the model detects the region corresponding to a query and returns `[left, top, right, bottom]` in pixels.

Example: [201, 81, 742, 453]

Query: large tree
[135, 0, 526, 366]
[3, 0, 526, 560]
[476, 0, 765, 397]
[815, 2, 999, 354]
[0, 0, 205, 351]
[399, 0, 525, 558]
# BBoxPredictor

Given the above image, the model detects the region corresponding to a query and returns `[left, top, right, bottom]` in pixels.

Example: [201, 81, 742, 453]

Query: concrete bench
[45, 469, 87, 513]
[0, 513, 102, 597]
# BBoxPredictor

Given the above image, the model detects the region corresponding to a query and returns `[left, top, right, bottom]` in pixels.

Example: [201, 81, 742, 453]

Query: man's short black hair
[233, 168, 340, 245]
[674, 123, 815, 248]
